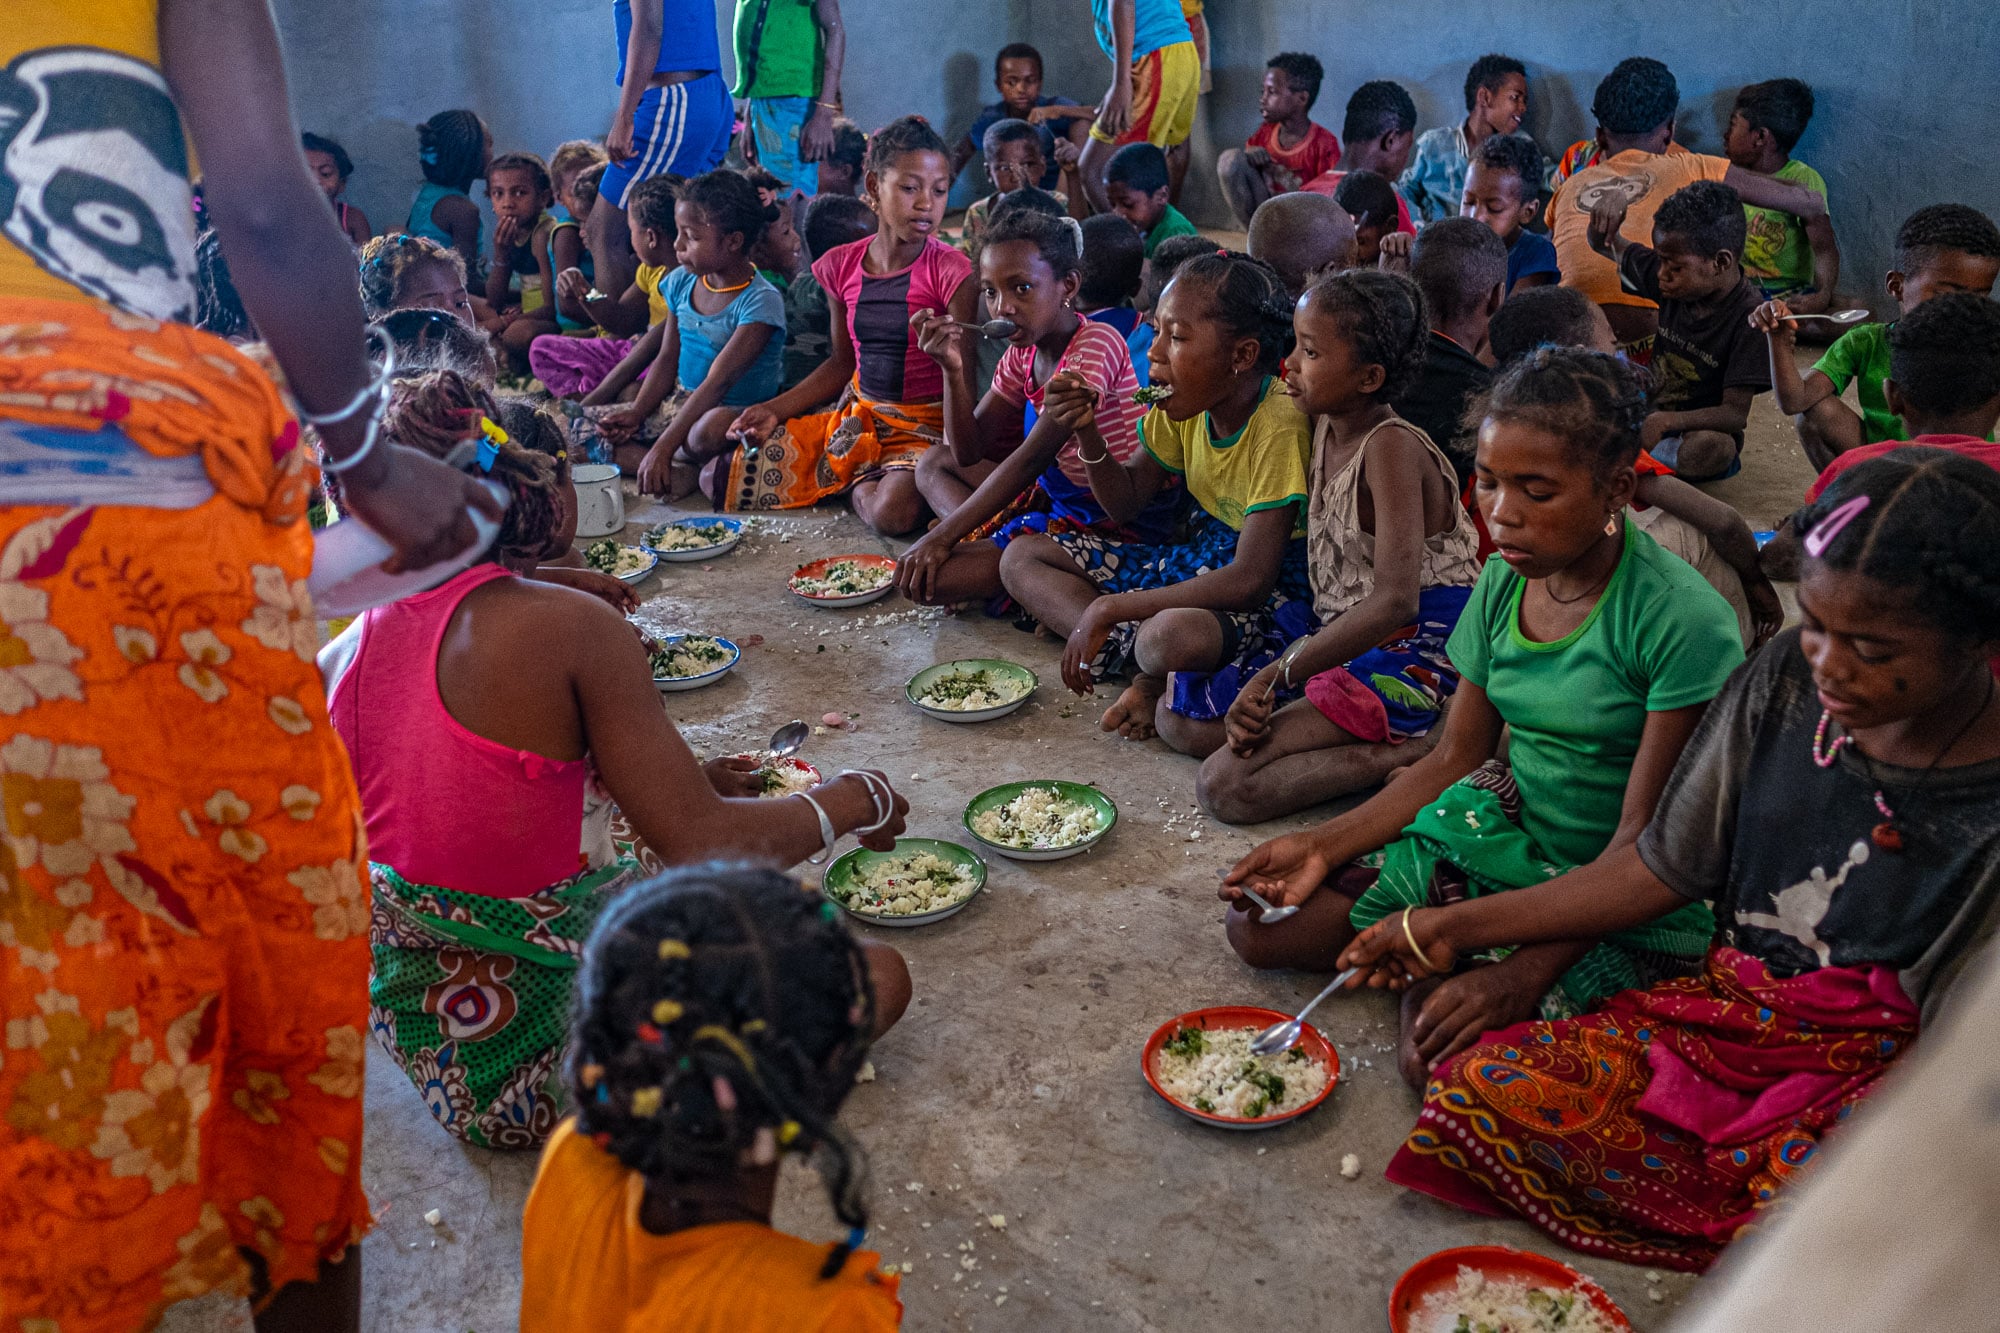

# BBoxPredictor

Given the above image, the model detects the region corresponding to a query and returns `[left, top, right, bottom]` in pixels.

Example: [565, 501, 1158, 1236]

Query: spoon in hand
[942, 318, 1021, 339]
[1237, 885, 1300, 925]
[1251, 967, 1359, 1056]
[1774, 308, 1868, 325]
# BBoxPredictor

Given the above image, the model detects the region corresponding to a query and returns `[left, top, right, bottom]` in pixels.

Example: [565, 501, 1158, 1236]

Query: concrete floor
[163, 395, 1821, 1333]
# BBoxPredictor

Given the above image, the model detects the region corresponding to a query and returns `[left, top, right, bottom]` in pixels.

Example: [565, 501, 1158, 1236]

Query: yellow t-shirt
[637, 262, 672, 326]
[1141, 377, 1312, 533]
[0, 1, 201, 321]
[520, 1120, 905, 1333]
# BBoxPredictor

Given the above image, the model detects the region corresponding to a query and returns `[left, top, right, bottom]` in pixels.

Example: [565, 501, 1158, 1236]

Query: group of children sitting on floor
[269, 36, 2000, 1329]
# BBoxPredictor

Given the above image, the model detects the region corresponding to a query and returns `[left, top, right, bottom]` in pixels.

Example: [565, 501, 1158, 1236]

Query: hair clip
[658, 939, 692, 960]
[630, 1087, 663, 1118]
[1804, 495, 1870, 559]
[777, 1119, 803, 1146]
[476, 438, 499, 472]
[594, 1083, 610, 1104]
[636, 1021, 663, 1043]
[480, 416, 509, 445]
[652, 999, 684, 1025]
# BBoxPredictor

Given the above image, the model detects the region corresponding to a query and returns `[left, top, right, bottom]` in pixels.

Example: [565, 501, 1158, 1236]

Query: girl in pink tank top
[320, 371, 916, 1150]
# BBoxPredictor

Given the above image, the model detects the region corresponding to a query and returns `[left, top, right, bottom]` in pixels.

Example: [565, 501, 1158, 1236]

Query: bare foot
[1397, 976, 1443, 1090]
[1100, 674, 1165, 740]
[668, 460, 701, 502]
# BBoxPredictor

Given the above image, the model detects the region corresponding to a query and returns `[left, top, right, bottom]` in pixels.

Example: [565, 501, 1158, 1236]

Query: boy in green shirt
[1757, 202, 2000, 468]
[1723, 79, 1838, 309]
[732, 0, 845, 198]
[1104, 142, 1198, 257]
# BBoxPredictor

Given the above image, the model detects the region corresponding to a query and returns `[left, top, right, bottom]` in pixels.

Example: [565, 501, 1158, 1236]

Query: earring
[1605, 514, 1620, 536]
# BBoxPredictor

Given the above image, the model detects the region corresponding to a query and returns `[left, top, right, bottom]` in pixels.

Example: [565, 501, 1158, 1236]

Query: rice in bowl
[969, 785, 1101, 850]
[829, 850, 980, 918]
[649, 636, 733, 680]
[914, 667, 1030, 712]
[1153, 1025, 1328, 1120]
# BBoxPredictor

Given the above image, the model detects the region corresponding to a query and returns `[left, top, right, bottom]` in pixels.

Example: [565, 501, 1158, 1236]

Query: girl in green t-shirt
[1000, 252, 1316, 743]
[1221, 348, 1745, 1086]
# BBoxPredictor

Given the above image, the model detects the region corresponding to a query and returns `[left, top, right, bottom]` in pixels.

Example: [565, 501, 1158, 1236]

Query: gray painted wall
[277, 0, 1995, 309]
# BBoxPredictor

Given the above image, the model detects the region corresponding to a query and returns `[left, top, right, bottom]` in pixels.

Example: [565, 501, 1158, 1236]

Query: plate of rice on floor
[1142, 1006, 1338, 1130]
[648, 634, 739, 691]
[584, 538, 659, 583]
[905, 659, 1038, 722]
[1389, 1246, 1632, 1333]
[963, 781, 1115, 862]
[789, 554, 897, 607]
[642, 516, 743, 561]
[821, 838, 988, 927]
[741, 755, 821, 797]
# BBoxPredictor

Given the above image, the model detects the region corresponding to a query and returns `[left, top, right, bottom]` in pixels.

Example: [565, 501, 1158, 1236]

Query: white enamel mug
[571, 463, 625, 538]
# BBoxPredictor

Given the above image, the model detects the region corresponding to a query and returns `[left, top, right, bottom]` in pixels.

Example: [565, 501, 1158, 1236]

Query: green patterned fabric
[368, 859, 637, 1149]
[1351, 779, 1713, 1018]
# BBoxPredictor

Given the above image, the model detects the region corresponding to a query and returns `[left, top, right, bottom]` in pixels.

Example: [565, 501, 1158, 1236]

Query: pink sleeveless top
[328, 564, 587, 897]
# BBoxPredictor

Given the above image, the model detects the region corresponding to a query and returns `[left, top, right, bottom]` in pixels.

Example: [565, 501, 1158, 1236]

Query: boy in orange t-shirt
[1547, 57, 1829, 346]
[520, 868, 904, 1332]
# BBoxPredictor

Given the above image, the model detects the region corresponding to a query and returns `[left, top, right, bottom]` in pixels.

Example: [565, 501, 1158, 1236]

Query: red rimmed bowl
[1141, 1005, 1339, 1131]
[1388, 1245, 1632, 1332]
[788, 553, 897, 607]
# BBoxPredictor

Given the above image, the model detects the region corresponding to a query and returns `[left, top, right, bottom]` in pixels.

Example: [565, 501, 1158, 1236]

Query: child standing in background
[1195, 271, 1480, 823]
[1459, 133, 1557, 293]
[951, 43, 1089, 192]
[1078, 0, 1200, 213]
[1724, 79, 1837, 309]
[1759, 203, 2000, 466]
[520, 866, 904, 1332]
[1302, 81, 1418, 232]
[302, 132, 371, 246]
[593, 170, 788, 495]
[1546, 57, 1828, 347]
[1105, 143, 1199, 257]
[730, 0, 846, 199]
[1588, 180, 1773, 480]
[1215, 53, 1342, 228]
[407, 108, 492, 279]
[1000, 253, 1315, 743]
[1399, 54, 1528, 225]
[533, 175, 682, 399]
[485, 152, 562, 372]
[717, 116, 975, 534]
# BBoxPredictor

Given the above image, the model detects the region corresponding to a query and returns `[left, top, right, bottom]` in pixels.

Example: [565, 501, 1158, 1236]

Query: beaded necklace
[1811, 676, 1995, 853]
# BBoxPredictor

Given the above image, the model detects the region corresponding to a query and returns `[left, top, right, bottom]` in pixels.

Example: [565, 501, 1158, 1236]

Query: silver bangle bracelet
[310, 327, 397, 474]
[795, 792, 838, 864]
[837, 770, 897, 836]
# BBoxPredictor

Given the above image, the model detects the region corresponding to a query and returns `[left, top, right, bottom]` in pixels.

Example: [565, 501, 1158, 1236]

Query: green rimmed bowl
[904, 659, 1038, 723]
[962, 781, 1116, 862]
[821, 838, 988, 927]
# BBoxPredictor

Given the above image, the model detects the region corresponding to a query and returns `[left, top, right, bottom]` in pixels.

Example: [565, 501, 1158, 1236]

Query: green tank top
[731, 0, 822, 99]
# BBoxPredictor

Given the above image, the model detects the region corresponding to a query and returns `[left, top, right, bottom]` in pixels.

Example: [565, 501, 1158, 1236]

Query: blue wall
[277, 0, 1997, 311]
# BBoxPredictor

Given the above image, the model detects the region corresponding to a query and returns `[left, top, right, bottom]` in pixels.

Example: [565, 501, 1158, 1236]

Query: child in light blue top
[582, 171, 788, 497]
[406, 109, 491, 279]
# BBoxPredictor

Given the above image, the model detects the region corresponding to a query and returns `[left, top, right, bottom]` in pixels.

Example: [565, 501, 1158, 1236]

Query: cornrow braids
[418, 108, 488, 190]
[330, 370, 565, 563]
[626, 173, 682, 238]
[984, 204, 1083, 279]
[1304, 269, 1431, 402]
[677, 169, 775, 252]
[357, 233, 466, 318]
[1795, 448, 2000, 643]
[1470, 345, 1650, 482]
[488, 152, 554, 205]
[864, 115, 948, 177]
[1174, 251, 1296, 375]
[568, 865, 877, 1279]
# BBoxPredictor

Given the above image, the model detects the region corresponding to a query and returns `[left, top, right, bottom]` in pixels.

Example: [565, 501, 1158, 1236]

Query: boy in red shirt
[1216, 52, 1340, 227]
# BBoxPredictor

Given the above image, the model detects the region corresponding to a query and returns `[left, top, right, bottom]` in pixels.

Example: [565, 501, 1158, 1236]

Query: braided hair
[1302, 269, 1431, 402]
[1172, 251, 1297, 374]
[1794, 448, 2000, 644]
[357, 233, 466, 318]
[568, 865, 877, 1278]
[326, 370, 565, 563]
[864, 114, 948, 177]
[1469, 346, 1650, 483]
[984, 202, 1083, 279]
[677, 169, 777, 252]
[417, 109, 489, 190]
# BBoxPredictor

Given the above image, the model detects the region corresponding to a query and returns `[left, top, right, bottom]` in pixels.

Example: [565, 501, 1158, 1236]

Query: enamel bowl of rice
[642, 517, 743, 562]
[963, 781, 1115, 862]
[737, 755, 821, 798]
[821, 839, 988, 927]
[789, 554, 897, 607]
[648, 635, 740, 692]
[1142, 1006, 1339, 1130]
[905, 659, 1038, 722]
[583, 539, 659, 584]
[1389, 1246, 1632, 1333]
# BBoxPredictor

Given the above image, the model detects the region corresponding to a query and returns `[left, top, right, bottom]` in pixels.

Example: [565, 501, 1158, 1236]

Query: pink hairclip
[1803, 495, 1869, 559]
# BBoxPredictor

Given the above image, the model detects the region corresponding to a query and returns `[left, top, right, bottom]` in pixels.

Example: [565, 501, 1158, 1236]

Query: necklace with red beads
[1811, 676, 1995, 853]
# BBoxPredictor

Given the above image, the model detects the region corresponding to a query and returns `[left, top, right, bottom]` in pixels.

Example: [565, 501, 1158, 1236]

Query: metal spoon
[1237, 885, 1300, 925]
[1775, 308, 1868, 325]
[768, 720, 810, 759]
[1251, 967, 1359, 1056]
[944, 318, 1020, 339]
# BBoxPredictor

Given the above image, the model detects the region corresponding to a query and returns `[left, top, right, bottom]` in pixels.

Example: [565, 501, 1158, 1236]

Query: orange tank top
[0, 1, 200, 321]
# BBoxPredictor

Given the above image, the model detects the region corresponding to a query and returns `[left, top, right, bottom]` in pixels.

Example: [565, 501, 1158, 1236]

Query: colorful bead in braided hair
[357, 233, 466, 319]
[568, 865, 878, 1280]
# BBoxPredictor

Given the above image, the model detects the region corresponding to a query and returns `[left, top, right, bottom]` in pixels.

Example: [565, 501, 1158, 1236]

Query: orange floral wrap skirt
[0, 301, 371, 1331]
